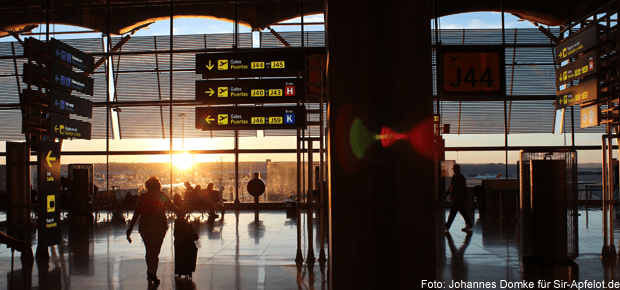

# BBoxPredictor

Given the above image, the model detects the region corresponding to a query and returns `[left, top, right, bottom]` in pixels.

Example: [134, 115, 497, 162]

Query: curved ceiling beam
[435, 0, 610, 26]
[0, 1, 324, 38]
[0, 0, 610, 38]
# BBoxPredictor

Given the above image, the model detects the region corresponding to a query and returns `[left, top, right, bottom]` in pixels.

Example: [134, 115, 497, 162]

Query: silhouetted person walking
[126, 176, 185, 284]
[441, 164, 473, 231]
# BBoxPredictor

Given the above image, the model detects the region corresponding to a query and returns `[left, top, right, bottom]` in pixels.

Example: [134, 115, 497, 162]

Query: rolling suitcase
[174, 216, 199, 279]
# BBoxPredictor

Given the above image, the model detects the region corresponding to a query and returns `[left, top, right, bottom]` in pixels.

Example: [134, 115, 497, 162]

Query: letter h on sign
[285, 86, 295, 96]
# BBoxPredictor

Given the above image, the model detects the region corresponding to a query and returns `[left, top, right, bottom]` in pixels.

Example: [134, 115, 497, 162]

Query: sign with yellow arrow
[37, 140, 62, 246]
[195, 48, 322, 78]
[195, 105, 306, 130]
[195, 78, 304, 104]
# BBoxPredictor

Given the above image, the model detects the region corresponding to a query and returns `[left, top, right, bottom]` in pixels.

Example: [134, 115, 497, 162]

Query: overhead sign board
[48, 114, 92, 139]
[38, 140, 61, 246]
[196, 49, 309, 78]
[581, 105, 600, 128]
[556, 77, 599, 109]
[440, 45, 506, 96]
[555, 24, 600, 64]
[195, 106, 306, 130]
[49, 38, 95, 73]
[556, 51, 597, 86]
[48, 63, 94, 96]
[48, 90, 93, 118]
[196, 78, 304, 104]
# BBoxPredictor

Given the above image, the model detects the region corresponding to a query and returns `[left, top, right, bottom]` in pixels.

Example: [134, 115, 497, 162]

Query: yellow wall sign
[251, 117, 265, 124]
[268, 89, 283, 96]
[47, 195, 55, 213]
[581, 105, 599, 128]
[218, 114, 228, 125]
[269, 116, 283, 124]
[218, 59, 228, 70]
[251, 89, 265, 97]
[272, 61, 285, 69]
[218, 87, 228, 97]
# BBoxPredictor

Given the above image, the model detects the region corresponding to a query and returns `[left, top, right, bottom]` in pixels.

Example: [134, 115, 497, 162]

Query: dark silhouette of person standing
[441, 164, 473, 231]
[126, 176, 185, 284]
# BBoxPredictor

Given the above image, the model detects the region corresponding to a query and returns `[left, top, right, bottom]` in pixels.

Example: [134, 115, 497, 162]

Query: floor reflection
[437, 207, 620, 287]
[1, 210, 328, 289]
[445, 231, 472, 284]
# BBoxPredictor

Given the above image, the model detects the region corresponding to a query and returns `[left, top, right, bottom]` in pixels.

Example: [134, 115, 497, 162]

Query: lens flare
[379, 126, 405, 148]
[379, 118, 435, 159]
[350, 118, 381, 159]
[335, 104, 436, 172]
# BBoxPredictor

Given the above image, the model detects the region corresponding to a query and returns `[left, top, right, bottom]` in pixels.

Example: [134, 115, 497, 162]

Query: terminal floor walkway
[437, 206, 620, 289]
[0, 210, 328, 290]
[0, 208, 619, 289]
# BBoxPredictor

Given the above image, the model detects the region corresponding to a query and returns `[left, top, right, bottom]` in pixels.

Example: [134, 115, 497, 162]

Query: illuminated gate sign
[440, 45, 506, 96]
[556, 77, 599, 110]
[556, 51, 597, 86]
[196, 78, 304, 104]
[555, 24, 600, 64]
[196, 49, 312, 78]
[195, 106, 306, 130]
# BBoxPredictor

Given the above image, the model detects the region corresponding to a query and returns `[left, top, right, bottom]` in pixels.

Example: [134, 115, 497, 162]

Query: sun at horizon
[172, 153, 194, 170]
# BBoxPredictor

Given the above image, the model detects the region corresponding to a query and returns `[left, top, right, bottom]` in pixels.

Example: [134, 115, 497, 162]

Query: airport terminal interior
[2, 0, 620, 289]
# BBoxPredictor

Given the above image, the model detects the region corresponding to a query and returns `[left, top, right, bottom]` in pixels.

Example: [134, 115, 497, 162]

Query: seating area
[92, 190, 118, 211]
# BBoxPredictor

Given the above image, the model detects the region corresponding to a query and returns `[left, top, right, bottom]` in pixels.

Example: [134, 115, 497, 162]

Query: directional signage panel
[38, 140, 61, 246]
[441, 45, 506, 96]
[556, 77, 599, 109]
[48, 90, 93, 118]
[196, 106, 306, 130]
[555, 24, 599, 64]
[196, 78, 304, 104]
[50, 38, 94, 73]
[48, 114, 92, 139]
[196, 49, 307, 78]
[556, 51, 597, 86]
[581, 105, 600, 128]
[48, 63, 94, 96]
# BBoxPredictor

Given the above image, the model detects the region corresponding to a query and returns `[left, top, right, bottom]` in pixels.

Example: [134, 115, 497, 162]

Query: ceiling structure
[0, 0, 610, 38]
[0, 0, 610, 141]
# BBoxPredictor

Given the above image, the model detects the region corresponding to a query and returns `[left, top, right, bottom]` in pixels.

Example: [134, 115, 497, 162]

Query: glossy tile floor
[1, 207, 620, 289]
[1, 210, 329, 290]
[437, 206, 620, 289]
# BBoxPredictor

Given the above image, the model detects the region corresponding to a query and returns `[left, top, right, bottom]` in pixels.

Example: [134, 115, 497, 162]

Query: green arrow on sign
[205, 115, 215, 124]
[205, 88, 214, 96]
